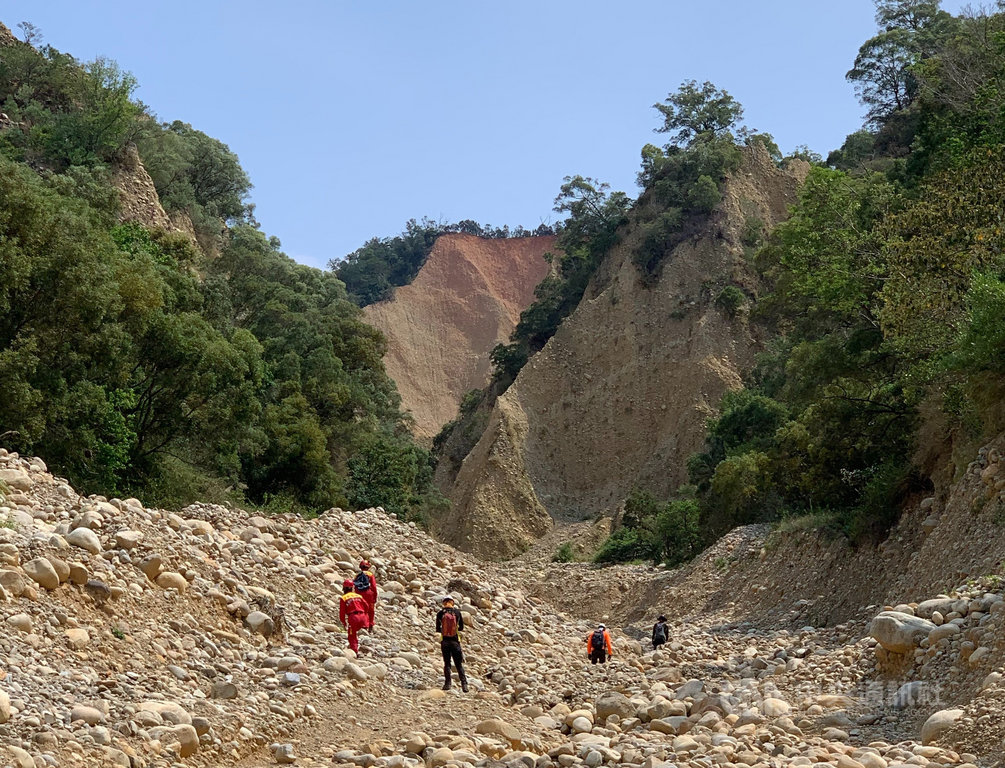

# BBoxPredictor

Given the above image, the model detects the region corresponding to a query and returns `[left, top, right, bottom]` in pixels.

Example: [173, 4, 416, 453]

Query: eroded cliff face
[111, 143, 200, 247]
[441, 147, 808, 559]
[0, 24, 17, 48]
[363, 233, 554, 442]
[430, 392, 553, 557]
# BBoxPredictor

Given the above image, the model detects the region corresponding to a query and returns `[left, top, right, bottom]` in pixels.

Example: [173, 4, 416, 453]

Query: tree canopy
[653, 80, 745, 148]
[0, 30, 444, 520]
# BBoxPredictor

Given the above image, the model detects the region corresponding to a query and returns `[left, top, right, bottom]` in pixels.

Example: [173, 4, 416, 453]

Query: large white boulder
[921, 708, 964, 745]
[869, 611, 936, 653]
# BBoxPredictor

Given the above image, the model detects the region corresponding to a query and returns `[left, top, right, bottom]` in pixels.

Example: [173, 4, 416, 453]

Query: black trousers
[441, 637, 466, 687]
[589, 649, 607, 664]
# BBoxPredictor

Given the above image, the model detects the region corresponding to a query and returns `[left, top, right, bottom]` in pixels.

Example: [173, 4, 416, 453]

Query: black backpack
[590, 629, 605, 652]
[353, 571, 371, 593]
[653, 622, 667, 645]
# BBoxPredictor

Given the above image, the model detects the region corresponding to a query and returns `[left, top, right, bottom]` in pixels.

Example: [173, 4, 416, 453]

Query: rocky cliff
[111, 143, 200, 247]
[0, 21, 18, 47]
[439, 147, 808, 559]
[363, 234, 554, 442]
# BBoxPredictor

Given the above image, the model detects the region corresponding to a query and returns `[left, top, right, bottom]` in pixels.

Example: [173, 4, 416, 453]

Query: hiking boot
[461, 682, 469, 693]
[442, 683, 451, 691]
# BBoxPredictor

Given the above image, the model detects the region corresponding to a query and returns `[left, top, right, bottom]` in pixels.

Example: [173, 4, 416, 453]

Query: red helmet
[359, 560, 371, 570]
[342, 579, 354, 591]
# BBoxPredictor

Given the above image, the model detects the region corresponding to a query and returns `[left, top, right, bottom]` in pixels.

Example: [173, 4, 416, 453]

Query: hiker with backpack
[355, 560, 377, 628]
[436, 595, 468, 692]
[339, 579, 369, 653]
[652, 615, 669, 650]
[586, 623, 613, 664]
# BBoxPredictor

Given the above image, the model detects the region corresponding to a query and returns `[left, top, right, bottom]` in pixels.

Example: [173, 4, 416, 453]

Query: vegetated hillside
[434, 145, 807, 559]
[363, 233, 555, 442]
[0, 21, 439, 520]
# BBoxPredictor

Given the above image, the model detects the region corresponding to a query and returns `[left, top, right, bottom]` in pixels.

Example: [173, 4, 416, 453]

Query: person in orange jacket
[586, 623, 613, 664]
[339, 579, 369, 653]
[356, 559, 378, 629]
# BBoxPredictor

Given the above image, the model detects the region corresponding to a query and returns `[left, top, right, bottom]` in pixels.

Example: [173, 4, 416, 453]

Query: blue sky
[3, 1, 969, 269]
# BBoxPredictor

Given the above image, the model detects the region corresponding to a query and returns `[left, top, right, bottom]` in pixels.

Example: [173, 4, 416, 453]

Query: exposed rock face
[111, 144, 175, 231]
[0, 22, 18, 48]
[111, 143, 200, 248]
[440, 147, 807, 557]
[431, 391, 552, 557]
[363, 233, 554, 442]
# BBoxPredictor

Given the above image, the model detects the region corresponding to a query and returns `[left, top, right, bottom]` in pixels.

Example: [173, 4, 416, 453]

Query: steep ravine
[438, 147, 808, 559]
[363, 234, 554, 442]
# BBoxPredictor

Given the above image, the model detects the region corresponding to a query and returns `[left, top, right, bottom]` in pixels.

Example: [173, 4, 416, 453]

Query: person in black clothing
[652, 615, 669, 650]
[435, 595, 468, 692]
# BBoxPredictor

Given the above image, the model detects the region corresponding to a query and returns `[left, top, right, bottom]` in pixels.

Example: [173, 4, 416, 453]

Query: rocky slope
[362, 234, 554, 442]
[111, 144, 199, 247]
[437, 147, 808, 559]
[2, 444, 1005, 767]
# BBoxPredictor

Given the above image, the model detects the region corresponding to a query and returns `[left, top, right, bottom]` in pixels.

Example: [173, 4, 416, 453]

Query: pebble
[70, 705, 105, 725]
[155, 570, 188, 591]
[65, 628, 89, 648]
[271, 742, 297, 763]
[6, 612, 32, 632]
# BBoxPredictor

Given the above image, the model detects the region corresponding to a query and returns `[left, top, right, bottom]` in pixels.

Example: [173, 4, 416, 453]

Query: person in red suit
[339, 579, 369, 653]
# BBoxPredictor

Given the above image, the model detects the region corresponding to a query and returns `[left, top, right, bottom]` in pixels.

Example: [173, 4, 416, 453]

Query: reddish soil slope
[363, 233, 554, 441]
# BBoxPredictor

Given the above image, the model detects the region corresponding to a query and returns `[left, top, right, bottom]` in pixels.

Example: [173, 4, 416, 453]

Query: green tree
[879, 149, 1005, 359]
[949, 274, 1005, 375]
[0, 43, 140, 168]
[653, 80, 745, 148]
[594, 491, 702, 566]
[756, 167, 897, 337]
[346, 435, 432, 519]
[827, 130, 878, 170]
[332, 219, 442, 306]
[847, 0, 955, 126]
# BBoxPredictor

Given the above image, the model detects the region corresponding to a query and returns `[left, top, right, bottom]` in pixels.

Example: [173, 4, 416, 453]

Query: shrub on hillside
[594, 491, 701, 567]
[715, 285, 746, 317]
[553, 542, 575, 563]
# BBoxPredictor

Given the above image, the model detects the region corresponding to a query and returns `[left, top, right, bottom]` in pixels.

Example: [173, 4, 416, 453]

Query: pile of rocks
[1, 446, 1003, 766]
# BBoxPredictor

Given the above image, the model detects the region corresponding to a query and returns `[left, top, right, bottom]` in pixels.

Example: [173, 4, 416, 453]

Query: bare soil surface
[363, 234, 554, 442]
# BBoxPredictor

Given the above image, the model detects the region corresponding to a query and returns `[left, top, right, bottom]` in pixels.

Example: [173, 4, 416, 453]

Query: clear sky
[3, 1, 969, 269]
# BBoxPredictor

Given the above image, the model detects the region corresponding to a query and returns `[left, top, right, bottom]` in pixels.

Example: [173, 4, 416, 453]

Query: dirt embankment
[363, 234, 554, 442]
[532, 435, 1005, 637]
[440, 146, 808, 559]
